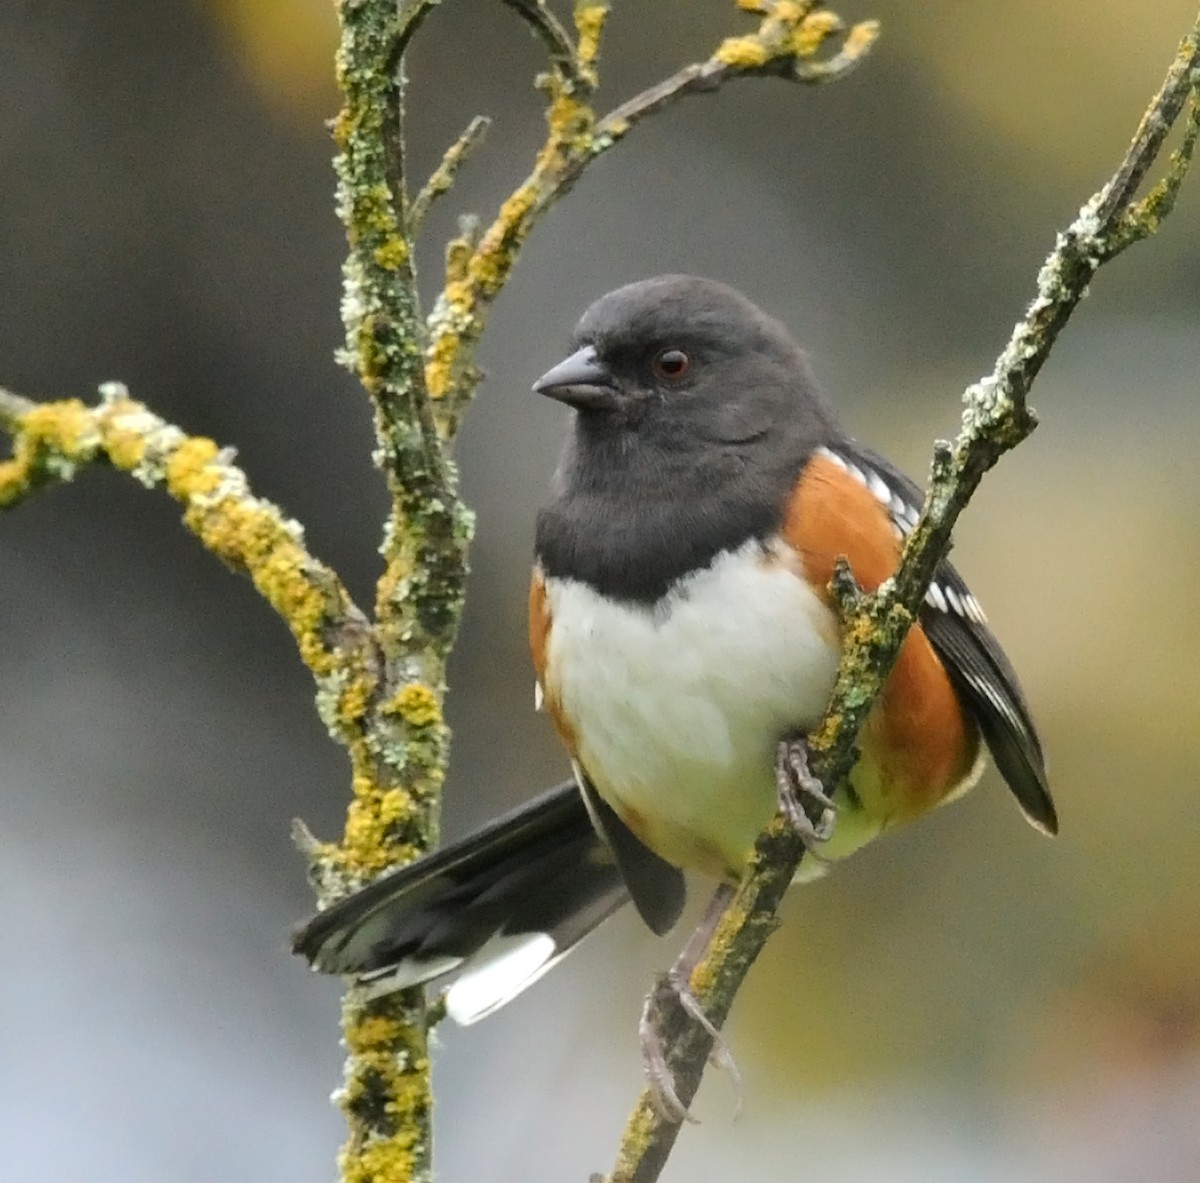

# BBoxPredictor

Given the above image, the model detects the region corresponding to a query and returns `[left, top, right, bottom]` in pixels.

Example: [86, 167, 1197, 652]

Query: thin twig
[424, 2, 879, 437]
[1096, 38, 1200, 226]
[605, 14, 1200, 1183]
[596, 18, 879, 134]
[409, 115, 491, 233]
[0, 386, 35, 425]
[502, 0, 586, 90]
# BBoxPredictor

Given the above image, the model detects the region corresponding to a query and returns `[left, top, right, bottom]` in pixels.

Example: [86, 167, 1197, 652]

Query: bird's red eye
[652, 348, 691, 383]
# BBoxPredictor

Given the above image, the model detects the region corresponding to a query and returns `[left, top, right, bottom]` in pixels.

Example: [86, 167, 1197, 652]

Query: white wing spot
[826, 451, 992, 622]
[817, 445, 848, 471]
[356, 954, 464, 1000]
[445, 932, 559, 1025]
[829, 448, 921, 536]
[964, 594, 988, 624]
[534, 681, 544, 712]
[867, 471, 893, 505]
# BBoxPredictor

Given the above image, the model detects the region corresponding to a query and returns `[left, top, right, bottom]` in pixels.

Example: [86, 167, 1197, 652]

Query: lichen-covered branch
[0, 382, 375, 724]
[605, 15, 1200, 1183]
[323, 3, 474, 1180]
[425, 0, 880, 438]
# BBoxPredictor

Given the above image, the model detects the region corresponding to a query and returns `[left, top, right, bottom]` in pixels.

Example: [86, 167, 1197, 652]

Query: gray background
[3, 1, 1199, 1179]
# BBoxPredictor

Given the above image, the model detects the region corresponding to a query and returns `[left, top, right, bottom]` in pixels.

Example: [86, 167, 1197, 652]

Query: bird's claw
[639, 969, 744, 1124]
[775, 736, 837, 849]
[639, 984, 696, 1124]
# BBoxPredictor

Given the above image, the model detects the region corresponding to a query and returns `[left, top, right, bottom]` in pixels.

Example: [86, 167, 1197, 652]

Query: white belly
[543, 539, 841, 878]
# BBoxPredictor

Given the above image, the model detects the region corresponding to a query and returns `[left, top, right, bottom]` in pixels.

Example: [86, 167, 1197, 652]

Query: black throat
[535, 416, 819, 604]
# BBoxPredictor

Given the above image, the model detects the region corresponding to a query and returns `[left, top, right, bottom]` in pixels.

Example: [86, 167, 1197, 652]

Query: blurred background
[3, 1, 1199, 1179]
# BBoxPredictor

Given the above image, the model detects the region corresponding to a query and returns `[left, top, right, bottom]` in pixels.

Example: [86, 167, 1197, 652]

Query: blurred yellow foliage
[206, 0, 337, 116]
[891, 0, 1200, 172]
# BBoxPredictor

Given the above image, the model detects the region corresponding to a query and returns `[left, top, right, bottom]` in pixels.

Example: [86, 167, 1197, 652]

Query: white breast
[542, 539, 840, 878]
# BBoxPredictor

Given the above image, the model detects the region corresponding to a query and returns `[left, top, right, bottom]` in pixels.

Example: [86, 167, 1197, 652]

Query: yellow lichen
[341, 787, 417, 872]
[774, 0, 809, 22]
[792, 10, 842, 57]
[344, 1014, 405, 1053]
[375, 550, 415, 614]
[713, 35, 771, 68]
[181, 496, 336, 675]
[103, 420, 149, 473]
[0, 399, 100, 505]
[466, 177, 541, 297]
[339, 674, 373, 726]
[545, 90, 594, 147]
[372, 235, 409, 271]
[351, 183, 400, 244]
[442, 239, 473, 287]
[23, 400, 95, 457]
[843, 19, 881, 58]
[0, 455, 30, 505]
[611, 1099, 660, 1170]
[376, 787, 412, 828]
[164, 436, 222, 500]
[357, 316, 389, 388]
[423, 324, 462, 401]
[685, 901, 745, 999]
[382, 684, 441, 728]
[575, 4, 608, 71]
[338, 1137, 418, 1183]
[331, 105, 356, 151]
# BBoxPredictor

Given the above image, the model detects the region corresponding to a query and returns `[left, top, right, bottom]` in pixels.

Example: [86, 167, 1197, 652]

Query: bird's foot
[775, 735, 837, 850]
[638, 883, 743, 1123]
[638, 969, 745, 1123]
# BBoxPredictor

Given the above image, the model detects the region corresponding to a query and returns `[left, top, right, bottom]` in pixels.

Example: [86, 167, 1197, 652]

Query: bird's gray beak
[532, 345, 618, 411]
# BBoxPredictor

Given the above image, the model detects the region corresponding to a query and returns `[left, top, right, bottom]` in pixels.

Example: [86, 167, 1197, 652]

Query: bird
[292, 275, 1056, 1037]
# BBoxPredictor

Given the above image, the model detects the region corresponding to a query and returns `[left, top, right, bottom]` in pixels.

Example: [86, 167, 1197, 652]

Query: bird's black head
[533, 275, 835, 449]
[533, 277, 846, 603]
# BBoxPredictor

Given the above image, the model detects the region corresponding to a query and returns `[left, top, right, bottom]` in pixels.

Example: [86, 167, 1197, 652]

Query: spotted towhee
[293, 276, 1056, 1026]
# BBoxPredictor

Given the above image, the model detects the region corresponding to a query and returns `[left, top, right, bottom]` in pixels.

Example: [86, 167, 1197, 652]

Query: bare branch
[502, 0, 587, 90]
[605, 13, 1200, 1183]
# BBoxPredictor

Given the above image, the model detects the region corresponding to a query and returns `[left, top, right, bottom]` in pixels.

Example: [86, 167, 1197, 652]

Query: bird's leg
[639, 881, 742, 1123]
[775, 734, 837, 849]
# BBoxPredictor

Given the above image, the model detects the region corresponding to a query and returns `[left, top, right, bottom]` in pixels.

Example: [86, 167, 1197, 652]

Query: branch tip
[503, 0, 588, 92]
[291, 817, 323, 858]
[410, 115, 492, 233]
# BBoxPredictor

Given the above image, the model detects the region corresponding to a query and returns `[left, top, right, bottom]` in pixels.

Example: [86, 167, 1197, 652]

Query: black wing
[830, 440, 1058, 835]
[575, 764, 687, 935]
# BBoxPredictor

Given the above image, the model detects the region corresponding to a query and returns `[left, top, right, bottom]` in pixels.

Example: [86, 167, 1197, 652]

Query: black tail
[291, 781, 630, 1023]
